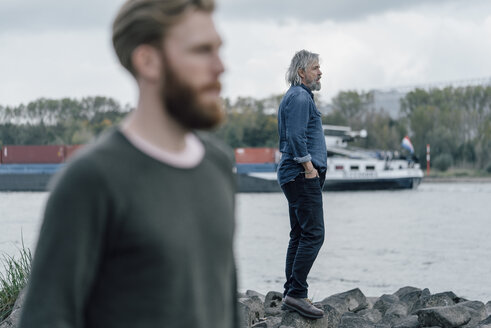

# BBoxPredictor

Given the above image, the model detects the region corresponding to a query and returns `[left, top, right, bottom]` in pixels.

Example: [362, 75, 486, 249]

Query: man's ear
[297, 68, 305, 79]
[131, 44, 162, 82]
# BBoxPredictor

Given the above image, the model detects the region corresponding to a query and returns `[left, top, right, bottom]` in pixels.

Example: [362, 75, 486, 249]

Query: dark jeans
[281, 172, 325, 299]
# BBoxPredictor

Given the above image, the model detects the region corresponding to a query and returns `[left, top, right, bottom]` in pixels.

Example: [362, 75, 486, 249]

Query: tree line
[322, 86, 491, 172]
[1, 86, 490, 172]
[0, 97, 129, 145]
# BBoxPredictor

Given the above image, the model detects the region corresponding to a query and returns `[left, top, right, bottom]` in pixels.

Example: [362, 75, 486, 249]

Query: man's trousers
[281, 172, 325, 298]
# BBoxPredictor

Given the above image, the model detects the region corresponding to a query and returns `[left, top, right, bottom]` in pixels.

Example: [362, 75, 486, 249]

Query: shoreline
[423, 176, 491, 183]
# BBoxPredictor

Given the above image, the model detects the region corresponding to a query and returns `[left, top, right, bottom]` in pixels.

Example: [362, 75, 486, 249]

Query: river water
[1, 183, 490, 302]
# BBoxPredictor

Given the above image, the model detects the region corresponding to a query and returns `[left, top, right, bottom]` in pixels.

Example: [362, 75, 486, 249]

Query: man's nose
[213, 54, 225, 76]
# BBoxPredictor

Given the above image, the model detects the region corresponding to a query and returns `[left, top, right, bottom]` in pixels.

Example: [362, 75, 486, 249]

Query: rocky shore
[2, 287, 490, 327]
[238, 287, 491, 328]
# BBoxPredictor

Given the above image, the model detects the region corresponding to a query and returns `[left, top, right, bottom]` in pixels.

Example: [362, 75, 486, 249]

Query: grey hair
[286, 50, 319, 86]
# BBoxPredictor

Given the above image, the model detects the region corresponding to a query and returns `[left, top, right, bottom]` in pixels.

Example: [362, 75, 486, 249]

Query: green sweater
[19, 129, 238, 328]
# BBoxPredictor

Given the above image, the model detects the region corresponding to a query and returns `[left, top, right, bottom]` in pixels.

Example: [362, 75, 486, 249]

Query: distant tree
[0, 97, 129, 145]
[402, 86, 491, 170]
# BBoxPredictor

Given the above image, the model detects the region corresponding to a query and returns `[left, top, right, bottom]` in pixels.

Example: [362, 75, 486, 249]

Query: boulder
[394, 287, 429, 310]
[251, 316, 282, 328]
[366, 297, 379, 310]
[321, 288, 368, 314]
[417, 304, 472, 328]
[458, 301, 487, 327]
[239, 296, 265, 328]
[247, 290, 266, 303]
[394, 286, 422, 299]
[238, 291, 248, 298]
[373, 294, 399, 316]
[380, 303, 409, 326]
[477, 315, 491, 328]
[356, 308, 383, 323]
[411, 291, 457, 314]
[321, 304, 342, 328]
[264, 291, 284, 317]
[280, 311, 329, 328]
[338, 312, 376, 328]
[392, 315, 420, 328]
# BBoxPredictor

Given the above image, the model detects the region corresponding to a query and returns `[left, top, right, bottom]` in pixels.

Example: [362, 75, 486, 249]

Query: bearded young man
[19, 1, 237, 327]
[277, 50, 327, 319]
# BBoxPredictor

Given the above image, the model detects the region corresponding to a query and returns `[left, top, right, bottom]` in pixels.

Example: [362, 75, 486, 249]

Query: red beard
[161, 58, 225, 130]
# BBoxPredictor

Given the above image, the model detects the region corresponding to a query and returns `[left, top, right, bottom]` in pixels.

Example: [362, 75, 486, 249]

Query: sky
[1, 0, 491, 107]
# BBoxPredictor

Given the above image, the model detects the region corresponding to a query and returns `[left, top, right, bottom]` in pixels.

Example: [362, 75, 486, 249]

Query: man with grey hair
[277, 49, 327, 319]
[19, 0, 237, 327]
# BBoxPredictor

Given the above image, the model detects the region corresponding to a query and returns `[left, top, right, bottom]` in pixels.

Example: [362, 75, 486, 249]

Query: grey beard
[308, 81, 321, 91]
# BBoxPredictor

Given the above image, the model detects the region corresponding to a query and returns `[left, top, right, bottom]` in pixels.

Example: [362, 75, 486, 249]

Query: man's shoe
[283, 295, 324, 319]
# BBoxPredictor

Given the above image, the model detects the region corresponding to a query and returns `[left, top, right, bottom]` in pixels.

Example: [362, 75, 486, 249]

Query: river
[1, 182, 490, 302]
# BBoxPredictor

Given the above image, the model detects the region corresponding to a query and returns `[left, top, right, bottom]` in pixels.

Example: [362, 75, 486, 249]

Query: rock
[417, 304, 472, 328]
[373, 294, 399, 316]
[393, 287, 423, 315]
[280, 303, 340, 328]
[264, 291, 284, 317]
[486, 302, 491, 316]
[357, 308, 383, 323]
[239, 296, 265, 328]
[398, 289, 423, 311]
[380, 303, 409, 326]
[394, 286, 421, 299]
[392, 315, 419, 328]
[366, 297, 379, 310]
[247, 290, 266, 303]
[321, 288, 368, 314]
[477, 315, 491, 328]
[458, 301, 487, 327]
[252, 316, 282, 328]
[320, 304, 342, 328]
[411, 291, 457, 314]
[280, 311, 329, 328]
[338, 312, 376, 328]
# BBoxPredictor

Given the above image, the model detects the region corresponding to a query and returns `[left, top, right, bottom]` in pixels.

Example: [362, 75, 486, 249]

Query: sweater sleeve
[284, 93, 312, 163]
[19, 158, 110, 328]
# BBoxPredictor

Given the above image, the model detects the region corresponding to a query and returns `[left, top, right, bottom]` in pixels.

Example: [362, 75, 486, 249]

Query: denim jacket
[277, 84, 327, 186]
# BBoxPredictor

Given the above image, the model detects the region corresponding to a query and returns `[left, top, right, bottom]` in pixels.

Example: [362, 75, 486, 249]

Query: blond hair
[112, 0, 215, 76]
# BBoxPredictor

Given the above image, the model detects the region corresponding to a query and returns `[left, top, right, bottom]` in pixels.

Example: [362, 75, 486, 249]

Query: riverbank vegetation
[1, 85, 490, 174]
[0, 244, 31, 322]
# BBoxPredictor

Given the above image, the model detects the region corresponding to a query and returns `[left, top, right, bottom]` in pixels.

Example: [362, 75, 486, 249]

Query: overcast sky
[1, 0, 490, 107]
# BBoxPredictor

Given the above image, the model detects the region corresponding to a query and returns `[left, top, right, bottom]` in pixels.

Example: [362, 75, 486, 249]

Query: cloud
[0, 29, 136, 106]
[0, 0, 123, 31]
[216, 0, 460, 22]
[1, 0, 490, 106]
[217, 6, 491, 102]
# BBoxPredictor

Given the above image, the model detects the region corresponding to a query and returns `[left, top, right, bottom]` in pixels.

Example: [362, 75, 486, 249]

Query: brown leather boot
[283, 295, 324, 319]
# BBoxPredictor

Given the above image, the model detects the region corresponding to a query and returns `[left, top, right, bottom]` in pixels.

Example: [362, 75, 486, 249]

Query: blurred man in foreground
[19, 0, 237, 327]
[277, 50, 327, 319]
